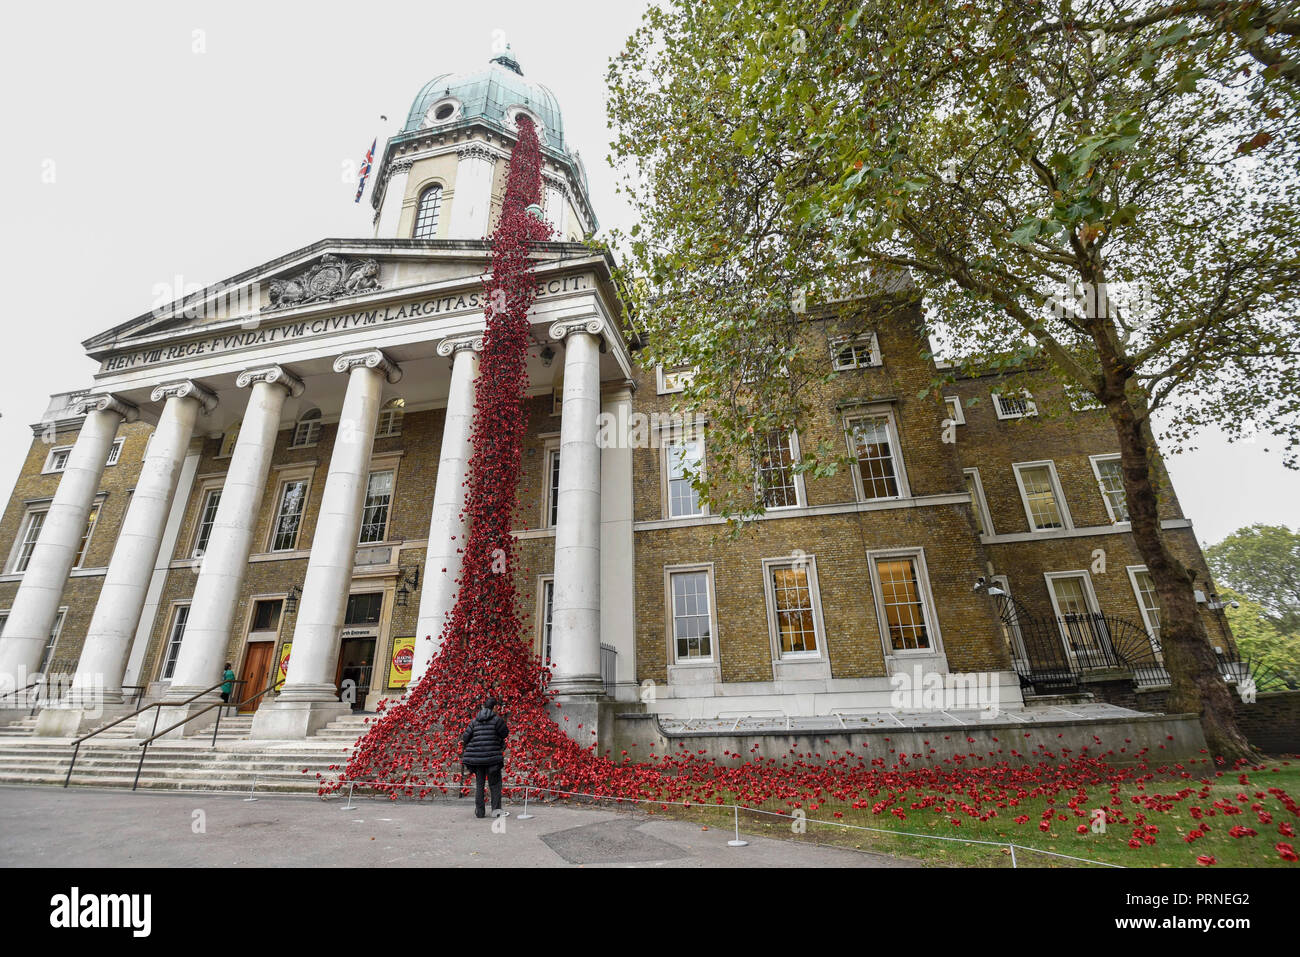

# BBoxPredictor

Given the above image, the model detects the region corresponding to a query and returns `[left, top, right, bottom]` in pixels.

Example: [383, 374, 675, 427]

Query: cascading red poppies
[315, 120, 1298, 865]
[323, 114, 598, 798]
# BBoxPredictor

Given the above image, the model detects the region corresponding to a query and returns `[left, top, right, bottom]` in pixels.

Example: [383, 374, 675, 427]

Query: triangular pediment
[83, 237, 597, 356]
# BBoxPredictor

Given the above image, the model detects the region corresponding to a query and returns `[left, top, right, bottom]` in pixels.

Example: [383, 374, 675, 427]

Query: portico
[2, 242, 634, 739]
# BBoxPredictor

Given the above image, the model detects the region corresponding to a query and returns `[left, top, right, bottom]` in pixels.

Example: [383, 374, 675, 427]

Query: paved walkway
[0, 785, 918, 868]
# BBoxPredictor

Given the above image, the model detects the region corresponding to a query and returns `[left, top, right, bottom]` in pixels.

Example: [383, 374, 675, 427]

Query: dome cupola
[402, 47, 567, 155]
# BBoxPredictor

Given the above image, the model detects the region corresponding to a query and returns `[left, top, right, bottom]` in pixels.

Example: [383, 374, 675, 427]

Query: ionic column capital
[436, 335, 484, 358]
[150, 379, 218, 414]
[236, 364, 306, 397]
[548, 316, 605, 343]
[76, 393, 139, 423]
[332, 349, 403, 383]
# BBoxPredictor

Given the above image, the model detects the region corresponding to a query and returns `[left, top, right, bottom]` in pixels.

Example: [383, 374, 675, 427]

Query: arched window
[412, 185, 443, 239]
[219, 421, 241, 458]
[376, 398, 405, 438]
[291, 408, 321, 448]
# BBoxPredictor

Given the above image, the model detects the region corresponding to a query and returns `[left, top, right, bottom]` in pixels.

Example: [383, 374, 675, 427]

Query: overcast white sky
[0, 0, 1294, 547]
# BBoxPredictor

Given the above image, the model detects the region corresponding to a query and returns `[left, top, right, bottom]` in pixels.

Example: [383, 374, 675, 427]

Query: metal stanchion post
[727, 805, 748, 847]
[342, 782, 357, 811]
[244, 777, 258, 802]
[1009, 844, 1017, 868]
[517, 786, 534, 820]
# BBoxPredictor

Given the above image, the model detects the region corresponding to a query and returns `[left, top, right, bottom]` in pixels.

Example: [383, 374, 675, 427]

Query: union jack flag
[354, 137, 376, 202]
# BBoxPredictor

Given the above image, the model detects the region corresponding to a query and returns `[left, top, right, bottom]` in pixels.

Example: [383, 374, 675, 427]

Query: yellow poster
[277, 642, 293, 683]
[389, 636, 416, 688]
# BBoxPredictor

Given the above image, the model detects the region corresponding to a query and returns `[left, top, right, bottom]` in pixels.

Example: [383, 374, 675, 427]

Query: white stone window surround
[266, 466, 316, 554]
[830, 332, 882, 370]
[73, 493, 109, 570]
[944, 395, 965, 425]
[760, 553, 831, 681]
[216, 421, 241, 459]
[535, 574, 555, 661]
[1089, 453, 1131, 525]
[865, 546, 946, 663]
[992, 390, 1038, 420]
[39, 606, 67, 675]
[243, 592, 288, 643]
[157, 600, 191, 682]
[7, 505, 50, 575]
[843, 405, 910, 502]
[290, 409, 322, 449]
[42, 445, 73, 474]
[503, 104, 547, 144]
[411, 182, 445, 241]
[1126, 564, 1163, 648]
[1044, 568, 1101, 618]
[375, 399, 405, 438]
[659, 422, 707, 520]
[540, 435, 562, 529]
[664, 562, 721, 686]
[754, 428, 806, 510]
[1043, 569, 1105, 658]
[420, 96, 464, 129]
[656, 365, 697, 395]
[359, 472, 395, 545]
[104, 437, 125, 467]
[187, 479, 226, 560]
[1012, 459, 1073, 533]
[963, 467, 995, 537]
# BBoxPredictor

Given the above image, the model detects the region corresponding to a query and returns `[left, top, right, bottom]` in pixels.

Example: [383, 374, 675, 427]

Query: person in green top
[220, 664, 236, 705]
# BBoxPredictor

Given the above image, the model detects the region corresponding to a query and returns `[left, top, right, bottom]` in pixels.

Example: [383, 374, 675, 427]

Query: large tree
[1219, 588, 1300, 689]
[605, 0, 1300, 759]
[1207, 524, 1300, 632]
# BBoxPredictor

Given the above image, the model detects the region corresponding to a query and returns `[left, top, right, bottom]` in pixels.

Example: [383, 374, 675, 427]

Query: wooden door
[237, 642, 275, 713]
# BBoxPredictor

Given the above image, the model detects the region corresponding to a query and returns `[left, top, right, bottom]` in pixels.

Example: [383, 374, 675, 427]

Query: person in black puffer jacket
[460, 696, 509, 818]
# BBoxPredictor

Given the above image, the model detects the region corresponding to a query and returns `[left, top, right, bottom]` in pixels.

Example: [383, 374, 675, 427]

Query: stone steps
[0, 708, 386, 793]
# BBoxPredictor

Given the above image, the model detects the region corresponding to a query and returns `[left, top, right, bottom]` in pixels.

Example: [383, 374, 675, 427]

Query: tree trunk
[1106, 387, 1256, 763]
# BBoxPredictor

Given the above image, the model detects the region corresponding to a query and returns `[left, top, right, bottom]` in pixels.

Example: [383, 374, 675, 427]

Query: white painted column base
[248, 699, 352, 740]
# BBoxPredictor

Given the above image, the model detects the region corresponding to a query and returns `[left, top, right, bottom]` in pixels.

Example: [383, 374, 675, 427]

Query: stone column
[548, 317, 605, 698]
[410, 335, 481, 685]
[599, 387, 637, 696]
[447, 145, 498, 239]
[0, 394, 137, 689]
[36, 381, 214, 736]
[374, 158, 413, 238]
[159, 367, 303, 722]
[251, 349, 401, 739]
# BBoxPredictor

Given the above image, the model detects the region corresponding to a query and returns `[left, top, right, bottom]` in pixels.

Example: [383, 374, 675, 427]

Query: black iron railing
[986, 589, 1171, 696]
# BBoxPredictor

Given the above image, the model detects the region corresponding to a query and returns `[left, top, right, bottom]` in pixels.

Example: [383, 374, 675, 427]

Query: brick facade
[0, 298, 1229, 715]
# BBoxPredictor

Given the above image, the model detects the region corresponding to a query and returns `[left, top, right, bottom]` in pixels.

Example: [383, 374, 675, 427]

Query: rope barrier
[329, 775, 1124, 868]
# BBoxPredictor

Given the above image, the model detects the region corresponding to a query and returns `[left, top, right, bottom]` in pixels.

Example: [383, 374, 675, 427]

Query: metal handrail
[0, 680, 42, 706]
[64, 679, 243, 788]
[131, 676, 284, 790]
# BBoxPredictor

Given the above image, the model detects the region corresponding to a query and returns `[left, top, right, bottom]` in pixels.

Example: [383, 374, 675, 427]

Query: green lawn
[625, 764, 1300, 868]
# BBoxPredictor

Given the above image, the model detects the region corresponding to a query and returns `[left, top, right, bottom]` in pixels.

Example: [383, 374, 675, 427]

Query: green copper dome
[403, 50, 566, 154]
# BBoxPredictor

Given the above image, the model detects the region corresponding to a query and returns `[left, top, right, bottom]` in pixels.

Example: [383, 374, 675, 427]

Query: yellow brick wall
[0, 299, 1223, 698]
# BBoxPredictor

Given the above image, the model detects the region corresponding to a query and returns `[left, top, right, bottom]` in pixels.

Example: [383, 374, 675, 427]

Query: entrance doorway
[237, 642, 275, 713]
[336, 638, 376, 712]
[336, 592, 383, 711]
[237, 598, 283, 713]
